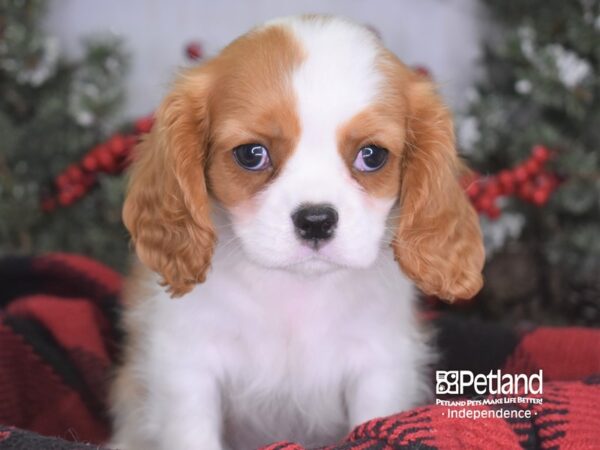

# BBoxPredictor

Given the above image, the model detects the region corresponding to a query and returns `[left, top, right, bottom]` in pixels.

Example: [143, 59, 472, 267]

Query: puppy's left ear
[393, 76, 485, 302]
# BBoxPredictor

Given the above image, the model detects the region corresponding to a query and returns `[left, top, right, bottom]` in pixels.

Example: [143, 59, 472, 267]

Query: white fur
[111, 17, 433, 450]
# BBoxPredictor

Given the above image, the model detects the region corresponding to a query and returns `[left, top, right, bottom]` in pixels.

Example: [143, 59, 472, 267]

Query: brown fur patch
[336, 106, 406, 199]
[336, 49, 414, 199]
[206, 25, 303, 207]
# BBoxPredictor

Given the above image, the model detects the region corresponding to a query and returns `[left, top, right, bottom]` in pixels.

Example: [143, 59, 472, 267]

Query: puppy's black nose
[292, 204, 338, 243]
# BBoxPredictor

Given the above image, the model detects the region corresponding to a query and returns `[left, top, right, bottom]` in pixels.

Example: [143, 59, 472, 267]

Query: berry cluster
[463, 145, 558, 219]
[41, 116, 154, 212]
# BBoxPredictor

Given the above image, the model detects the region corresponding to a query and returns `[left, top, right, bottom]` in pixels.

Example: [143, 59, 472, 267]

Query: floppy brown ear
[123, 70, 215, 297]
[393, 77, 485, 302]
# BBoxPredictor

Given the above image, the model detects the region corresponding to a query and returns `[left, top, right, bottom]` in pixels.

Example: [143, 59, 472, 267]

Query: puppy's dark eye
[353, 145, 388, 172]
[233, 144, 271, 171]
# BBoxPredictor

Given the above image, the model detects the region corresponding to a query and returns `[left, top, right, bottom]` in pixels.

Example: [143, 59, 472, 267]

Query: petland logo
[436, 370, 543, 396]
[435, 370, 544, 419]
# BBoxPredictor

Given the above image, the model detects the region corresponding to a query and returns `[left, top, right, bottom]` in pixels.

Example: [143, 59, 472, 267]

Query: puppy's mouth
[285, 254, 342, 276]
[280, 244, 347, 275]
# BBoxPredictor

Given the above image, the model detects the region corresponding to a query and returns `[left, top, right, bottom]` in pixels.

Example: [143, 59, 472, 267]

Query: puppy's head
[123, 16, 484, 300]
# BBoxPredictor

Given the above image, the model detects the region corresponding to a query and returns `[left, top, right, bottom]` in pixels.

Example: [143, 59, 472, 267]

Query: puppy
[110, 15, 484, 450]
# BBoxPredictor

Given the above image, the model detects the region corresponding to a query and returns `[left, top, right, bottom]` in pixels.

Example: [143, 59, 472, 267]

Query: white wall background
[45, 0, 486, 119]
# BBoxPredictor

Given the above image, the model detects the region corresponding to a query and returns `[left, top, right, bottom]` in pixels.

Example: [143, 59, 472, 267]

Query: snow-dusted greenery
[459, 0, 600, 324]
[0, 0, 129, 269]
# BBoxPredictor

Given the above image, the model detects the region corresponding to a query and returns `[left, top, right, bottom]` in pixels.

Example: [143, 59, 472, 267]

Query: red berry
[532, 188, 550, 206]
[498, 170, 515, 194]
[135, 116, 154, 133]
[513, 165, 529, 183]
[55, 173, 69, 189]
[82, 173, 96, 187]
[498, 170, 513, 185]
[109, 134, 127, 156]
[72, 184, 85, 198]
[487, 205, 501, 219]
[413, 65, 431, 78]
[532, 145, 550, 163]
[518, 182, 535, 201]
[125, 134, 137, 148]
[66, 164, 83, 182]
[94, 146, 114, 171]
[82, 151, 99, 171]
[476, 195, 494, 213]
[484, 179, 501, 198]
[525, 158, 541, 175]
[466, 182, 481, 198]
[58, 191, 75, 206]
[185, 42, 203, 61]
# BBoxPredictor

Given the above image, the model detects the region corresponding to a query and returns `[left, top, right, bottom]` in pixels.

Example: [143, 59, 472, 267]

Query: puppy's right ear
[123, 69, 215, 297]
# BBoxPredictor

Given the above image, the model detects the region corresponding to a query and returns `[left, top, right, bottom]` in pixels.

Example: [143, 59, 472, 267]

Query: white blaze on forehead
[274, 17, 384, 138]
[261, 17, 386, 207]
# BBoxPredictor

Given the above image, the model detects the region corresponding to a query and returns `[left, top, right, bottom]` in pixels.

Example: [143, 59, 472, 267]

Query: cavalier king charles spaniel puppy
[110, 15, 484, 450]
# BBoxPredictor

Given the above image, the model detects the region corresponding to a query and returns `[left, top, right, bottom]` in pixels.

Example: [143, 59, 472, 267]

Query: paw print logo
[436, 370, 460, 395]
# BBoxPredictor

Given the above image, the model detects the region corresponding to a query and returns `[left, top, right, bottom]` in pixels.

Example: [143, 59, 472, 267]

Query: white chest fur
[114, 245, 432, 450]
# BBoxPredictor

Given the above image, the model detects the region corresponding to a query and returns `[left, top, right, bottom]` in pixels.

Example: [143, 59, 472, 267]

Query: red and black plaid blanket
[1, 254, 599, 449]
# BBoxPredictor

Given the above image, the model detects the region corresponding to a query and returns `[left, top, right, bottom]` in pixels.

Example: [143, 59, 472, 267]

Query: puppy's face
[123, 17, 484, 300]
[208, 21, 403, 275]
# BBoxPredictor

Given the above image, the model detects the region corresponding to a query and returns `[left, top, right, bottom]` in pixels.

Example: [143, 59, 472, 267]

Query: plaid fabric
[0, 254, 599, 449]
